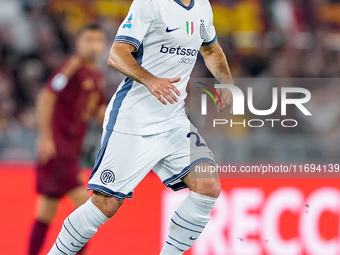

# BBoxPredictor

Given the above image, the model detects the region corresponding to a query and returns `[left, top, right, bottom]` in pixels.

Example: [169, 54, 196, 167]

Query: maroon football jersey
[46, 56, 106, 159]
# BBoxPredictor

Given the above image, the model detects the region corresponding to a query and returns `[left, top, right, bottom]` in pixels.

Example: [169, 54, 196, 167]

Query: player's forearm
[202, 44, 234, 85]
[36, 89, 56, 138]
[107, 43, 157, 87]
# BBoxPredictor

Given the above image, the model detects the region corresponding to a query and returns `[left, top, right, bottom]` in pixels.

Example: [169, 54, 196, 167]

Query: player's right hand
[37, 136, 57, 164]
[145, 77, 181, 105]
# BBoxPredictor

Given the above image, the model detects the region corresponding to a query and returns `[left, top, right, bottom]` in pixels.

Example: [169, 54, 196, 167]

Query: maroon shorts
[36, 157, 83, 198]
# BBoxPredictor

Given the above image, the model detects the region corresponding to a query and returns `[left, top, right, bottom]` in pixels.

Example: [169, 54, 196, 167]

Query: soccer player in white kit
[48, 0, 233, 254]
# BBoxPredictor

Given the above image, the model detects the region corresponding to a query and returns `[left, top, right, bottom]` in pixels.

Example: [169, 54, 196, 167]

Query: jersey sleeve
[202, 8, 217, 47]
[114, 0, 155, 51]
[46, 56, 81, 95]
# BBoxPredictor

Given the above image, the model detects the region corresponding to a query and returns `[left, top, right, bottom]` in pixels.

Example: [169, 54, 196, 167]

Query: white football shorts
[88, 123, 216, 200]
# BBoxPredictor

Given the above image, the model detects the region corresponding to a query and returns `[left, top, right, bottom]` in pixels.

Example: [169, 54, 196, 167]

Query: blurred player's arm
[107, 42, 181, 105]
[95, 85, 107, 126]
[96, 105, 106, 126]
[36, 57, 81, 163]
[200, 42, 234, 113]
[36, 88, 57, 164]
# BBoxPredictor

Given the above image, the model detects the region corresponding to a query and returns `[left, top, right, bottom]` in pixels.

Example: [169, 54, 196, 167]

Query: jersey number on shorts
[187, 132, 206, 147]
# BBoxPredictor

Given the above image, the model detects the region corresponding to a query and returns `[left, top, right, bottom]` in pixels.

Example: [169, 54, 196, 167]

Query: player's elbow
[107, 45, 117, 68]
[107, 44, 122, 69]
[107, 42, 136, 69]
[107, 52, 123, 70]
[107, 54, 116, 68]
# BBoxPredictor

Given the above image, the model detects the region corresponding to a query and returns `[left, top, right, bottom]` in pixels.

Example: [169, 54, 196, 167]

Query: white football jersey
[104, 0, 217, 135]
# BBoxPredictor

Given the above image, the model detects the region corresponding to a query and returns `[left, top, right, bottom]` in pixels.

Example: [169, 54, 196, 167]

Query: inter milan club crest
[186, 21, 194, 36]
[200, 20, 207, 40]
[100, 170, 115, 184]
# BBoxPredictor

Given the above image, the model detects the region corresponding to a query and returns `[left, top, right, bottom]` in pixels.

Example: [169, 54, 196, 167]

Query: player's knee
[202, 179, 221, 198]
[191, 178, 221, 198]
[36, 196, 59, 224]
[92, 192, 124, 218]
[37, 211, 57, 225]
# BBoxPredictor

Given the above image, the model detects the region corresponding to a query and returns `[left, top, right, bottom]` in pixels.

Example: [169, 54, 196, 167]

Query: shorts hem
[163, 157, 216, 191]
[88, 184, 133, 200]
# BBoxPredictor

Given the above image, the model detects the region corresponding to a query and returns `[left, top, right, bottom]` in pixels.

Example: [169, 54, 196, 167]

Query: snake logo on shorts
[100, 170, 115, 184]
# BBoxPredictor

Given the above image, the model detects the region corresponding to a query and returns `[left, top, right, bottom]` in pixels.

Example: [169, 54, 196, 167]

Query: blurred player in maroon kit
[28, 24, 107, 255]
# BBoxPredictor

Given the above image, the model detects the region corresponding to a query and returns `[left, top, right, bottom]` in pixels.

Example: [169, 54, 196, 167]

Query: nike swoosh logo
[189, 236, 197, 240]
[71, 242, 81, 248]
[166, 27, 180, 33]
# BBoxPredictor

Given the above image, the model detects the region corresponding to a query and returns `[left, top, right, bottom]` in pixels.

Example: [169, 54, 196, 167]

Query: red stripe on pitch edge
[191, 22, 194, 35]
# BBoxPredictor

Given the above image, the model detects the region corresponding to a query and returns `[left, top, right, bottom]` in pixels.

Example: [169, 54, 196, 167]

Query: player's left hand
[37, 135, 57, 165]
[216, 88, 233, 113]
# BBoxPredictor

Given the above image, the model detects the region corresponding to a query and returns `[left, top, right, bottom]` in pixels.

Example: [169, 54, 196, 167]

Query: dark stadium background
[1, 0, 340, 254]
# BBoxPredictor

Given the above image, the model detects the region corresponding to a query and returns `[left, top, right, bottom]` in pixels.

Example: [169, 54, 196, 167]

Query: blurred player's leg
[47, 192, 122, 255]
[67, 186, 89, 209]
[67, 186, 89, 255]
[160, 163, 220, 255]
[28, 196, 60, 255]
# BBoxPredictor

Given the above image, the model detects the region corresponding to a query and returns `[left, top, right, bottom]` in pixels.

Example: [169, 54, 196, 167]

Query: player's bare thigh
[182, 162, 221, 198]
[92, 191, 124, 218]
